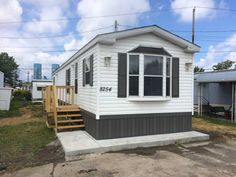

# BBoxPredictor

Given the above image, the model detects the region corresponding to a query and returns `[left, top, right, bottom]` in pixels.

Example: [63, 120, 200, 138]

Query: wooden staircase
[43, 86, 85, 132]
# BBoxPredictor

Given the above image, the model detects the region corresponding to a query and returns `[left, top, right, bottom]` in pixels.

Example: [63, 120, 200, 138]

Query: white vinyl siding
[54, 45, 98, 114]
[54, 32, 194, 118]
[98, 33, 193, 115]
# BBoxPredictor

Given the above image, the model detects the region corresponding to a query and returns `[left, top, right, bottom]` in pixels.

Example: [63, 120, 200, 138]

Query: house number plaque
[100, 87, 112, 92]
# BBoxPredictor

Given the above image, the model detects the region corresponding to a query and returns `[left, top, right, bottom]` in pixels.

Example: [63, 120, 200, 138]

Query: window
[75, 63, 78, 94]
[85, 58, 90, 85]
[66, 68, 71, 86]
[37, 87, 42, 91]
[166, 57, 171, 96]
[144, 55, 163, 96]
[129, 55, 139, 96]
[127, 53, 172, 98]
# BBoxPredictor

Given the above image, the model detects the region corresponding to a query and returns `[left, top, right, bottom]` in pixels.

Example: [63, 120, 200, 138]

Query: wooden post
[53, 85, 58, 132]
[72, 86, 74, 105]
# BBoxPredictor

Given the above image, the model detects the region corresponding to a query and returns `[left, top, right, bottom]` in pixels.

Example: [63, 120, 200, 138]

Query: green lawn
[0, 103, 57, 171]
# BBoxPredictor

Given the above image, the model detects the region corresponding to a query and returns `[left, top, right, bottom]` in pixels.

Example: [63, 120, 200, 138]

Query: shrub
[13, 90, 32, 101]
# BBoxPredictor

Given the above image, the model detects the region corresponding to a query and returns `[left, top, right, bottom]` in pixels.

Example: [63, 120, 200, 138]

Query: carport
[194, 69, 236, 122]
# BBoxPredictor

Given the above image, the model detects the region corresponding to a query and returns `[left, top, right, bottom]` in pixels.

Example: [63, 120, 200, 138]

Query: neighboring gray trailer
[194, 69, 236, 122]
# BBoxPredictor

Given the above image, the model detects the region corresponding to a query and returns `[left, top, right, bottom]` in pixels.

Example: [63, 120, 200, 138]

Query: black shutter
[82, 59, 85, 87]
[90, 54, 93, 86]
[118, 53, 127, 97]
[68, 68, 71, 85]
[172, 57, 179, 97]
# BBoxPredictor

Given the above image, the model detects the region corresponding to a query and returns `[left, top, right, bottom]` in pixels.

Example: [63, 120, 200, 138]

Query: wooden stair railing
[43, 85, 85, 132]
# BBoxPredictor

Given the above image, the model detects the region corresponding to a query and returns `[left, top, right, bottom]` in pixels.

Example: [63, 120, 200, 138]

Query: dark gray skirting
[81, 110, 192, 140]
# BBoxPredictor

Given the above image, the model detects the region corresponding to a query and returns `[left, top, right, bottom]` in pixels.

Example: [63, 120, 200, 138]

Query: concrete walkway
[57, 131, 209, 158]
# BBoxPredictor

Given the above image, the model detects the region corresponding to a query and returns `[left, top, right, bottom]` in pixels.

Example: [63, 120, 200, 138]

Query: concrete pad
[0, 164, 53, 177]
[57, 131, 209, 158]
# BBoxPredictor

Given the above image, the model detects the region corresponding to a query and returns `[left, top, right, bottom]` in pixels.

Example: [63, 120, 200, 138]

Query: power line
[0, 7, 192, 25]
[1, 27, 236, 40]
[196, 6, 236, 12]
[4, 48, 236, 54]
[0, 25, 113, 39]
[118, 24, 236, 33]
[0, 6, 235, 26]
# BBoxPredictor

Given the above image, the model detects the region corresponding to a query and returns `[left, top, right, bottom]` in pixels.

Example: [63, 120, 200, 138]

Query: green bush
[13, 90, 32, 101]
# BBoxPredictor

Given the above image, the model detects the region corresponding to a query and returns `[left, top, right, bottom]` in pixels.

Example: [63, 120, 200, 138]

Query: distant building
[33, 63, 42, 79]
[52, 64, 59, 75]
[32, 79, 53, 101]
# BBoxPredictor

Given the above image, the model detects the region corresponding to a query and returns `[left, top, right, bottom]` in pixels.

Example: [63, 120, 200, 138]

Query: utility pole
[114, 20, 118, 32]
[27, 71, 29, 83]
[192, 6, 196, 43]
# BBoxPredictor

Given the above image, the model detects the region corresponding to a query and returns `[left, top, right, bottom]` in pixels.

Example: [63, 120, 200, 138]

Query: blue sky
[0, 0, 235, 80]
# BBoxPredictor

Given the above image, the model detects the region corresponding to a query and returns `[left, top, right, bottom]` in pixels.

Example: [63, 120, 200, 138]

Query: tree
[0, 52, 19, 87]
[194, 66, 205, 73]
[212, 60, 234, 71]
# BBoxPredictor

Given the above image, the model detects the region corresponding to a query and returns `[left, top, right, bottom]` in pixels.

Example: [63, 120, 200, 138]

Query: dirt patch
[34, 140, 65, 167]
[0, 107, 40, 127]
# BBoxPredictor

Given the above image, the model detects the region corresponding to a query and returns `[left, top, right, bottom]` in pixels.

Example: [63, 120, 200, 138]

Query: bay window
[128, 53, 171, 98]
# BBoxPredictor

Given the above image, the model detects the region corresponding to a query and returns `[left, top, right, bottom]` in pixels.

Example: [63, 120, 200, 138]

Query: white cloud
[0, 0, 22, 21]
[171, 0, 216, 22]
[22, 0, 70, 34]
[0, 0, 23, 33]
[196, 34, 236, 69]
[0, 0, 151, 81]
[63, 0, 151, 50]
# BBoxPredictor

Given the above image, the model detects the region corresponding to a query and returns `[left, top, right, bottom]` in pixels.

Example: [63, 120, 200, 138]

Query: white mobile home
[32, 79, 53, 101]
[0, 71, 12, 110]
[0, 71, 4, 87]
[53, 25, 200, 139]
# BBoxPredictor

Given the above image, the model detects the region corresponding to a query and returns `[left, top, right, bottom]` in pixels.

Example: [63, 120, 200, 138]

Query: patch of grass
[192, 117, 236, 136]
[193, 116, 236, 128]
[0, 121, 55, 169]
[0, 99, 24, 118]
[28, 103, 44, 118]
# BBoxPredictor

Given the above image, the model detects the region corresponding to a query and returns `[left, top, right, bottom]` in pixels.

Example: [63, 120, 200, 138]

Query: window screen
[144, 55, 163, 96]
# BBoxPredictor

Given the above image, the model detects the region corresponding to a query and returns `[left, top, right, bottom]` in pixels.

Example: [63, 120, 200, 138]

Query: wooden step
[57, 105, 79, 109]
[57, 124, 85, 130]
[57, 114, 82, 117]
[57, 109, 80, 112]
[57, 119, 83, 123]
